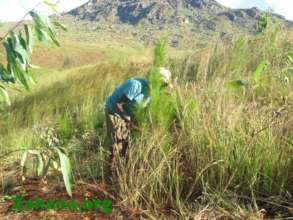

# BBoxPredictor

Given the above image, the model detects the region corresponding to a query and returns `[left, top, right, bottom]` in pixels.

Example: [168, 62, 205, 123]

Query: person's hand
[123, 115, 131, 122]
[168, 77, 178, 91]
[129, 121, 140, 130]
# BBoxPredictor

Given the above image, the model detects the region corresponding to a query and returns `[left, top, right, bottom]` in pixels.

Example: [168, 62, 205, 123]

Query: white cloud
[217, 0, 242, 8]
[265, 0, 293, 20]
[0, 0, 87, 21]
[217, 0, 293, 21]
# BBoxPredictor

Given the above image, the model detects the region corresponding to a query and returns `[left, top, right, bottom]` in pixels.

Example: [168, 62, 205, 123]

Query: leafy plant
[257, 11, 270, 33]
[20, 127, 73, 197]
[146, 40, 177, 129]
[228, 59, 268, 89]
[280, 55, 293, 84]
[0, 0, 67, 105]
[228, 79, 249, 89]
[253, 59, 269, 82]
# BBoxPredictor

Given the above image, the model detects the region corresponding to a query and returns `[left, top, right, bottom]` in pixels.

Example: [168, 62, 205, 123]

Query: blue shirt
[106, 77, 150, 116]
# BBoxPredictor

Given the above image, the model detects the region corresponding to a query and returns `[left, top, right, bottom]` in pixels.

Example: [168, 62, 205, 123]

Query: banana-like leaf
[56, 148, 72, 197]
[254, 60, 268, 82]
[24, 25, 34, 53]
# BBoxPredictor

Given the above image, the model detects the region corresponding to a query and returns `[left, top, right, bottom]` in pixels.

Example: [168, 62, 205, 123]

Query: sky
[217, 0, 293, 20]
[0, 0, 88, 21]
[0, 0, 292, 22]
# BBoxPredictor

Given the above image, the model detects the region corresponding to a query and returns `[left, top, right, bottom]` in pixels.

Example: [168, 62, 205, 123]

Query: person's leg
[116, 117, 131, 157]
[110, 115, 132, 180]
[105, 109, 118, 177]
[105, 108, 132, 179]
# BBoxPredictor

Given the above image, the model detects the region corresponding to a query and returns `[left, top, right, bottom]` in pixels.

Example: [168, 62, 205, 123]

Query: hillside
[1, 26, 293, 218]
[0, 1, 293, 219]
[64, 0, 292, 48]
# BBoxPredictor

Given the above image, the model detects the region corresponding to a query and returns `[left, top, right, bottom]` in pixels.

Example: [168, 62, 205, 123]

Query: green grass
[0, 21, 293, 219]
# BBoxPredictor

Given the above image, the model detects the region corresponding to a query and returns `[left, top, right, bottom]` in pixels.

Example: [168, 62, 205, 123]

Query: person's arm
[113, 94, 131, 122]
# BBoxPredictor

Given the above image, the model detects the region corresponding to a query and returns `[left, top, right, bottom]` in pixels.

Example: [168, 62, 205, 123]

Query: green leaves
[153, 40, 166, 67]
[53, 21, 67, 31]
[2, 29, 32, 92]
[29, 11, 60, 46]
[57, 148, 72, 197]
[257, 12, 270, 33]
[21, 150, 45, 177]
[228, 80, 249, 89]
[228, 59, 269, 90]
[0, 9, 66, 104]
[254, 60, 268, 82]
[29, 11, 47, 29]
[20, 147, 73, 197]
[36, 153, 44, 176]
[24, 25, 33, 53]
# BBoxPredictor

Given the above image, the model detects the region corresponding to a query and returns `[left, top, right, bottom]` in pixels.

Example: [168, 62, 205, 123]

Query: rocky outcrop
[67, 0, 292, 35]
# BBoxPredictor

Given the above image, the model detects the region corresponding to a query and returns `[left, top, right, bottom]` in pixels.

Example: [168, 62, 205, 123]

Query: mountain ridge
[63, 0, 292, 48]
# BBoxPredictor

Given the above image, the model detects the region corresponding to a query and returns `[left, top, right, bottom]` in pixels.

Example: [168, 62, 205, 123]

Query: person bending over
[105, 67, 172, 176]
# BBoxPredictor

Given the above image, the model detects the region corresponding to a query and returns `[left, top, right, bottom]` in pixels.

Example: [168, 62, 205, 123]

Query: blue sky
[0, 0, 292, 21]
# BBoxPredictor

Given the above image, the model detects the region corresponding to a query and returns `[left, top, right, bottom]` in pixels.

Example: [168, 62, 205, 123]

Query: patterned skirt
[105, 108, 132, 176]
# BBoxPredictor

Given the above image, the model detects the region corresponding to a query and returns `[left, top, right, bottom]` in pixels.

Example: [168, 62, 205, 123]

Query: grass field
[0, 19, 292, 219]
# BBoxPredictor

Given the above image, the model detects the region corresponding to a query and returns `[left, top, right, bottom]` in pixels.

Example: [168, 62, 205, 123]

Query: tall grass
[0, 22, 292, 218]
[116, 24, 293, 218]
